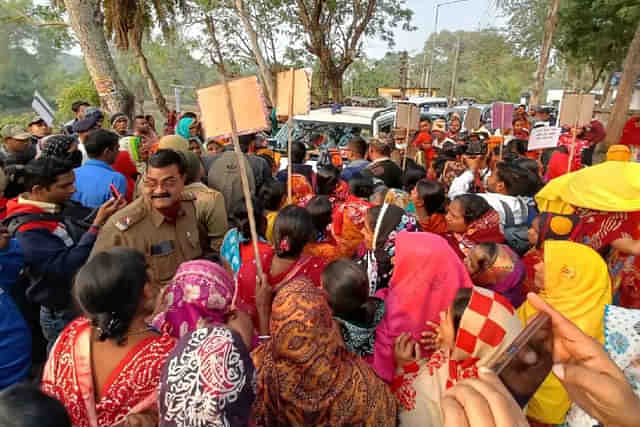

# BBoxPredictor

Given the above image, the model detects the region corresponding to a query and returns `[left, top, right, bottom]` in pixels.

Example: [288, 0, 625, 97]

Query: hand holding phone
[109, 183, 121, 199]
[488, 311, 554, 407]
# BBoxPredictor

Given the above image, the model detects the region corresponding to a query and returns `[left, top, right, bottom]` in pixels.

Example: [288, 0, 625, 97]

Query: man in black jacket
[3, 157, 124, 348]
[365, 137, 403, 189]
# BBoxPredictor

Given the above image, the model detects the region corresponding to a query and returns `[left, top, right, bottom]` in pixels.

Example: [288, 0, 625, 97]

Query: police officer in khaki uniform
[91, 149, 205, 282]
[182, 150, 228, 252]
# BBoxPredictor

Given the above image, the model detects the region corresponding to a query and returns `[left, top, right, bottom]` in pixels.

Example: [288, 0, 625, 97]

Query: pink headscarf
[152, 260, 235, 338]
[373, 232, 473, 382]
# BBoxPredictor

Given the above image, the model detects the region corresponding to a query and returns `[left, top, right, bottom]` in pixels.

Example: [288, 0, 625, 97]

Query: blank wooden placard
[396, 103, 420, 130]
[275, 68, 312, 116]
[197, 75, 269, 139]
[558, 94, 595, 128]
[464, 107, 482, 130]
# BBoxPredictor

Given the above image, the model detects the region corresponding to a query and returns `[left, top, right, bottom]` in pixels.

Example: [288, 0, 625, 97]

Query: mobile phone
[489, 312, 553, 408]
[109, 184, 121, 199]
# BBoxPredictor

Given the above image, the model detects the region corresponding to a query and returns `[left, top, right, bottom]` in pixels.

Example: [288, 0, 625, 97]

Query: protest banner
[32, 91, 56, 126]
[197, 76, 269, 140]
[558, 93, 595, 128]
[528, 126, 562, 151]
[558, 93, 595, 172]
[464, 107, 482, 130]
[395, 103, 420, 170]
[396, 103, 420, 130]
[275, 68, 312, 117]
[491, 103, 514, 131]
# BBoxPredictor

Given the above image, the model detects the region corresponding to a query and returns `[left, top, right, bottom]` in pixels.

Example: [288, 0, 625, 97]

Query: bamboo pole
[402, 127, 410, 170]
[499, 103, 505, 160]
[208, 19, 264, 280]
[287, 68, 295, 203]
[567, 92, 583, 173]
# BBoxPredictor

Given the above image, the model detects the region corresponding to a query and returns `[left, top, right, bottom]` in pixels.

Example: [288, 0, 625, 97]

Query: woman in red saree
[444, 193, 505, 259]
[411, 179, 448, 234]
[42, 249, 175, 427]
[236, 205, 326, 328]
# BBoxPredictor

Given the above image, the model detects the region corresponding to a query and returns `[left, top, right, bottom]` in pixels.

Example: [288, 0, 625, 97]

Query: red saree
[445, 210, 505, 259]
[41, 318, 176, 427]
[235, 250, 326, 327]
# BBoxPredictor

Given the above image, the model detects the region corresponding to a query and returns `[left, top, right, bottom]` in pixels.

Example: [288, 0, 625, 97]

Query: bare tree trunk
[234, 0, 276, 105]
[132, 35, 169, 116]
[62, 0, 134, 117]
[328, 73, 344, 103]
[600, 70, 615, 108]
[530, 0, 560, 106]
[604, 22, 640, 147]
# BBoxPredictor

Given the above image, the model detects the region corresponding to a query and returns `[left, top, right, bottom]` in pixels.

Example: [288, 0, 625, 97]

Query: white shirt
[448, 168, 490, 200]
[477, 193, 530, 230]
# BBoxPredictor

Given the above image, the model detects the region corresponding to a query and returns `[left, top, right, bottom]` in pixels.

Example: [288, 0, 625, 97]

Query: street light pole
[425, 0, 471, 96]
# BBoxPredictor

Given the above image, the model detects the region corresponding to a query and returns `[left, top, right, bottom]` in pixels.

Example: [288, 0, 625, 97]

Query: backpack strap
[499, 200, 516, 228]
[3, 213, 62, 235]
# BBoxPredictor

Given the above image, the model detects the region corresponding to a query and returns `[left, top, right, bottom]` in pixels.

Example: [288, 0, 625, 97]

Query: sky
[364, 0, 506, 58]
[54, 0, 506, 61]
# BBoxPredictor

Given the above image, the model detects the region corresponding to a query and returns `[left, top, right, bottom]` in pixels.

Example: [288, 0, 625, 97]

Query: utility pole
[169, 84, 195, 113]
[449, 36, 461, 106]
[400, 51, 409, 98]
[425, 0, 471, 96]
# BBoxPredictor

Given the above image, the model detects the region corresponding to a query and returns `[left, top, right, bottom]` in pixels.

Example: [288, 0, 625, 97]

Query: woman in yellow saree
[517, 240, 612, 425]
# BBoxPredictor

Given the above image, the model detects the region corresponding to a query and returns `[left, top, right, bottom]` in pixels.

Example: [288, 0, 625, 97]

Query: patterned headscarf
[40, 135, 75, 158]
[152, 260, 235, 338]
[394, 287, 522, 427]
[159, 326, 255, 427]
[251, 278, 397, 426]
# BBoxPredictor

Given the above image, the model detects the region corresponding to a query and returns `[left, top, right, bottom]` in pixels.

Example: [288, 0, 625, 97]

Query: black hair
[134, 115, 147, 121]
[181, 112, 198, 120]
[73, 248, 149, 346]
[347, 137, 368, 158]
[290, 140, 307, 164]
[0, 383, 71, 427]
[473, 242, 499, 271]
[452, 288, 473, 332]
[416, 179, 446, 215]
[402, 165, 426, 192]
[23, 156, 74, 192]
[322, 259, 374, 323]
[259, 178, 285, 211]
[505, 139, 527, 156]
[71, 100, 89, 113]
[148, 149, 186, 175]
[369, 138, 392, 156]
[84, 129, 119, 158]
[513, 157, 540, 179]
[316, 164, 340, 195]
[228, 197, 266, 239]
[238, 134, 254, 153]
[454, 194, 492, 224]
[273, 205, 313, 258]
[349, 173, 374, 199]
[495, 161, 541, 197]
[306, 195, 332, 235]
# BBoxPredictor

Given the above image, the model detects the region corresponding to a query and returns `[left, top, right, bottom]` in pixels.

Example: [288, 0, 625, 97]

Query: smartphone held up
[489, 312, 554, 407]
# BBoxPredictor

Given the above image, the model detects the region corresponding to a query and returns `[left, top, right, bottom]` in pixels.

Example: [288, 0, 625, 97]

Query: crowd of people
[0, 100, 639, 427]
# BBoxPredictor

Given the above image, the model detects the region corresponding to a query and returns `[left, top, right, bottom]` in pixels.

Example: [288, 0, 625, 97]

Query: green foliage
[555, 0, 639, 89]
[0, 112, 34, 129]
[0, 0, 81, 112]
[55, 79, 101, 123]
[419, 29, 536, 102]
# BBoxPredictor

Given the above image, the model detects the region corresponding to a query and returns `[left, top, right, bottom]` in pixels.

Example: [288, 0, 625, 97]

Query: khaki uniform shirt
[183, 182, 228, 252]
[90, 194, 203, 282]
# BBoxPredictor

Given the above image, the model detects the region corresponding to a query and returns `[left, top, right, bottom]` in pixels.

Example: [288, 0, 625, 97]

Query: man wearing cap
[64, 100, 90, 135]
[1, 125, 33, 163]
[111, 113, 130, 137]
[73, 109, 104, 165]
[27, 116, 51, 143]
